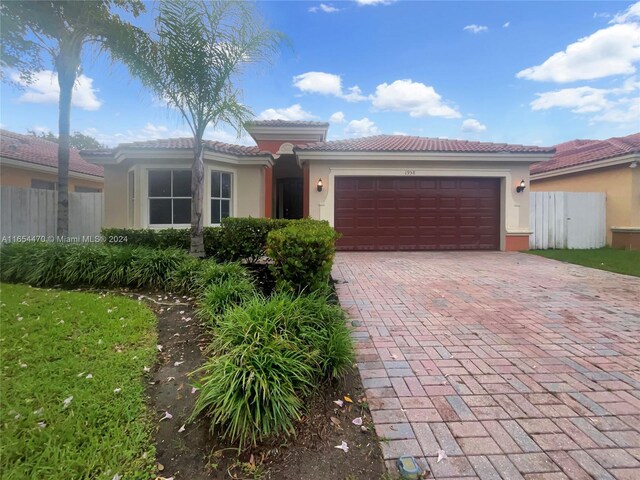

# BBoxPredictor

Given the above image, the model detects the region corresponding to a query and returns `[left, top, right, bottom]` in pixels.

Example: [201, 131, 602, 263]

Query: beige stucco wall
[531, 164, 636, 244]
[0, 163, 103, 191]
[306, 159, 533, 251]
[103, 165, 128, 228]
[101, 158, 265, 229]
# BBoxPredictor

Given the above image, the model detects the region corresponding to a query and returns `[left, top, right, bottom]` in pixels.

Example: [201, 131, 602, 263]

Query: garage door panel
[335, 176, 500, 251]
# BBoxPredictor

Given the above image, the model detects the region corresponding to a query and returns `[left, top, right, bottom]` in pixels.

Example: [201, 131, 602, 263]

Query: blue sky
[1, 0, 639, 147]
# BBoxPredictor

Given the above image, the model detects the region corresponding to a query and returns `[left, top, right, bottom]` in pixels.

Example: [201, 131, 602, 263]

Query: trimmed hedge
[266, 220, 341, 293]
[102, 217, 290, 263]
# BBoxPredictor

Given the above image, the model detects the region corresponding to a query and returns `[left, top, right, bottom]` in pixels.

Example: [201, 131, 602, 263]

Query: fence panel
[0, 186, 103, 240]
[530, 191, 606, 249]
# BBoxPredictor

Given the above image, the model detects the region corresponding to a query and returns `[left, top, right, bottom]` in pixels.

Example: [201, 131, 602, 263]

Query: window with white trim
[211, 171, 232, 224]
[148, 169, 191, 225]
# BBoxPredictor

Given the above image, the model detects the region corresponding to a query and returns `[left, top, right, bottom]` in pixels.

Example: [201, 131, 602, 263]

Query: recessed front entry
[334, 176, 501, 251]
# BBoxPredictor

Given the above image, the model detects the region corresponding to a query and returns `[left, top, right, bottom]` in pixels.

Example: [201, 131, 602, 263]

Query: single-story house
[0, 129, 104, 192]
[530, 133, 640, 250]
[81, 120, 555, 251]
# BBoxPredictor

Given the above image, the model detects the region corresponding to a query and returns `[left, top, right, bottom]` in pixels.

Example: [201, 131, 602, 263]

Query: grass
[0, 283, 157, 479]
[528, 247, 640, 277]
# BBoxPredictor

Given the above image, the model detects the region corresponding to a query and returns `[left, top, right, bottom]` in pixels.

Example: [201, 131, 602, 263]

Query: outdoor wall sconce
[317, 178, 323, 192]
[516, 179, 526, 193]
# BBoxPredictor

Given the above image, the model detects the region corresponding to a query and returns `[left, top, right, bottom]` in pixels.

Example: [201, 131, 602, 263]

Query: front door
[277, 177, 303, 219]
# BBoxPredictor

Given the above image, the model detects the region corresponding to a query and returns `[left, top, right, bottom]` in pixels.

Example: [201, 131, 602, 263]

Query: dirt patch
[139, 291, 386, 480]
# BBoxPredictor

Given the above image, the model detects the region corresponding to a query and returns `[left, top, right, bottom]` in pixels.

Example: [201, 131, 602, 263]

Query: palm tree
[0, 1, 145, 236]
[119, 0, 284, 257]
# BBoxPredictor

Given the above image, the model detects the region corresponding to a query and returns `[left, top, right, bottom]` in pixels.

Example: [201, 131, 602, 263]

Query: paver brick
[509, 453, 559, 474]
[335, 252, 640, 479]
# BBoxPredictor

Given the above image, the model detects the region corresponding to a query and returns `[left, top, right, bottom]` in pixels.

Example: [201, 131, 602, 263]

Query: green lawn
[528, 248, 640, 277]
[0, 283, 157, 479]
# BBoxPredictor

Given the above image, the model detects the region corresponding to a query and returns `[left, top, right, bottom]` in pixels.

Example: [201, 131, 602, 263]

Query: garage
[334, 176, 501, 251]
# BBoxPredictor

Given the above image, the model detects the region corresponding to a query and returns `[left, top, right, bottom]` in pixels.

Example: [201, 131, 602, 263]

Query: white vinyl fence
[1, 186, 104, 241]
[529, 191, 606, 249]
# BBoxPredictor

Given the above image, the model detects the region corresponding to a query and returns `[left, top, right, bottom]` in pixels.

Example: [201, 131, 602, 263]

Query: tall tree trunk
[190, 137, 205, 257]
[55, 44, 80, 238]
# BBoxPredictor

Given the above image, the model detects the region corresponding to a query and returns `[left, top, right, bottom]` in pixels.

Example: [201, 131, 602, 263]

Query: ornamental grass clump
[192, 291, 353, 447]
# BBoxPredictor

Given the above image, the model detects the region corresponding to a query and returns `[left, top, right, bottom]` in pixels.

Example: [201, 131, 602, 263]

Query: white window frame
[210, 170, 233, 225]
[147, 168, 192, 228]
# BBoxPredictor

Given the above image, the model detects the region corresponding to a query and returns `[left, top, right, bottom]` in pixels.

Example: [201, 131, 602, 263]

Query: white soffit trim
[531, 153, 640, 180]
[296, 150, 553, 166]
[82, 149, 272, 167]
[246, 126, 327, 143]
[0, 156, 103, 182]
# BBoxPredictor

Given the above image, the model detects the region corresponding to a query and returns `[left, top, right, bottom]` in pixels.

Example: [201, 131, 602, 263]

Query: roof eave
[531, 152, 640, 180]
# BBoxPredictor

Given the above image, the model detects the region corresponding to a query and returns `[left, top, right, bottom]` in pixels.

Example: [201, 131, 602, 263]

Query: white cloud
[530, 86, 612, 113]
[82, 123, 254, 148]
[11, 70, 102, 111]
[371, 79, 461, 118]
[461, 119, 487, 132]
[529, 79, 640, 125]
[354, 0, 396, 5]
[329, 111, 345, 123]
[309, 3, 340, 13]
[516, 23, 640, 83]
[392, 131, 408, 136]
[344, 117, 379, 136]
[593, 12, 611, 19]
[503, 21, 510, 28]
[292, 71, 367, 102]
[610, 1, 640, 23]
[592, 97, 640, 124]
[257, 104, 315, 121]
[463, 24, 489, 34]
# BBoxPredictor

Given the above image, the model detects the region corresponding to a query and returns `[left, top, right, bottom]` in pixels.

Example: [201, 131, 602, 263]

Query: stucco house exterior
[82, 120, 554, 251]
[0, 129, 104, 192]
[530, 133, 640, 250]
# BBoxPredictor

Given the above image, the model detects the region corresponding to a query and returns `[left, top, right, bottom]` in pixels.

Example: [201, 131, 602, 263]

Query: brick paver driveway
[333, 252, 640, 479]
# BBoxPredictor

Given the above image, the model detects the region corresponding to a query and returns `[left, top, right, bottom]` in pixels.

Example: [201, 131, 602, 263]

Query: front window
[211, 171, 232, 224]
[148, 169, 191, 225]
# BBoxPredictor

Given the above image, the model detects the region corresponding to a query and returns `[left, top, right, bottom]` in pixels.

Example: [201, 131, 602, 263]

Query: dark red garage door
[334, 177, 500, 251]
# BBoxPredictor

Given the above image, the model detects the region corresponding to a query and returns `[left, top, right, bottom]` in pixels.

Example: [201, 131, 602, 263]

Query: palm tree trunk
[190, 137, 205, 257]
[56, 67, 75, 238]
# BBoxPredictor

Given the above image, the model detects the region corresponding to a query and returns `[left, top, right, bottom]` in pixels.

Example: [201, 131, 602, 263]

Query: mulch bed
[132, 280, 385, 480]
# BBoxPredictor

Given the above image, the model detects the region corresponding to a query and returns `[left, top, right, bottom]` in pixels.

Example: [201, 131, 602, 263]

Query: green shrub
[61, 244, 110, 286]
[214, 217, 291, 263]
[198, 277, 256, 322]
[102, 228, 191, 249]
[0, 242, 71, 286]
[128, 247, 192, 289]
[102, 219, 292, 263]
[169, 256, 202, 294]
[266, 220, 340, 292]
[193, 292, 353, 446]
[192, 346, 313, 447]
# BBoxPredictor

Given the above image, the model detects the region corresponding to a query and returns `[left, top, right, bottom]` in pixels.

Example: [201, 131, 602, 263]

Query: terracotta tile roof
[0, 129, 104, 178]
[531, 133, 640, 175]
[82, 137, 268, 157]
[245, 120, 330, 128]
[296, 135, 554, 154]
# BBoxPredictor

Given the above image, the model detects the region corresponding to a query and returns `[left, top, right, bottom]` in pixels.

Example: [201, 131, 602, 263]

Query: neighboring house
[81, 120, 554, 251]
[530, 133, 640, 250]
[0, 129, 104, 192]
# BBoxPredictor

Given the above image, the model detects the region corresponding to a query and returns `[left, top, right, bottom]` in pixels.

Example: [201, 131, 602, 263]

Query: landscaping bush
[102, 218, 291, 262]
[102, 227, 191, 249]
[266, 220, 341, 293]
[198, 277, 256, 322]
[215, 217, 287, 263]
[128, 247, 192, 289]
[0, 242, 193, 290]
[193, 291, 353, 446]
